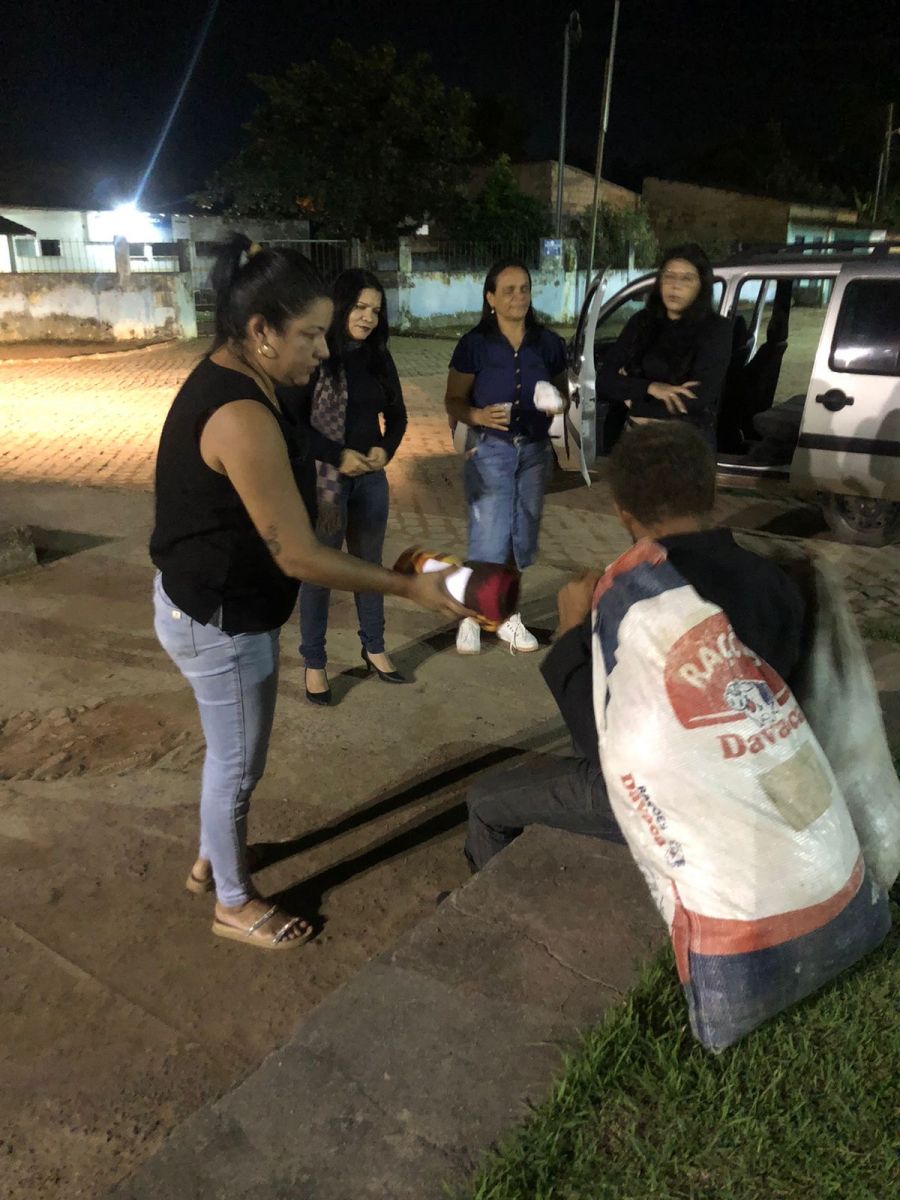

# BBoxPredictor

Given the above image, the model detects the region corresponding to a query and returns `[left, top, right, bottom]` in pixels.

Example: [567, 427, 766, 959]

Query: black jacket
[281, 347, 407, 467]
[597, 310, 733, 430]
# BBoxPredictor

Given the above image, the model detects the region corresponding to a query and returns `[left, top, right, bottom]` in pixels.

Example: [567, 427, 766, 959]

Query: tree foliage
[566, 204, 659, 269]
[211, 41, 476, 238]
[449, 155, 548, 244]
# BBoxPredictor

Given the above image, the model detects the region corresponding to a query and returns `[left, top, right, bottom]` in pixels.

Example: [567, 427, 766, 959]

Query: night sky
[2, 0, 898, 209]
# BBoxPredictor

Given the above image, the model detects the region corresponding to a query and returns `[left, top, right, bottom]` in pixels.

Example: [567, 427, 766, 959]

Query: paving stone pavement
[2, 337, 899, 623]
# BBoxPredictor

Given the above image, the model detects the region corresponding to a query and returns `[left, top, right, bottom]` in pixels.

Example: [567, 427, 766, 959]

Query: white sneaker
[496, 613, 539, 654]
[456, 617, 481, 655]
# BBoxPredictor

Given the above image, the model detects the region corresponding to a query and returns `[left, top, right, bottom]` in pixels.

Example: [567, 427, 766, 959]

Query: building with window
[0, 205, 312, 275]
[641, 178, 887, 252]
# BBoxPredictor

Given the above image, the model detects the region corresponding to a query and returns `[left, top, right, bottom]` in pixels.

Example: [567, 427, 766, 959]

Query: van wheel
[821, 494, 900, 547]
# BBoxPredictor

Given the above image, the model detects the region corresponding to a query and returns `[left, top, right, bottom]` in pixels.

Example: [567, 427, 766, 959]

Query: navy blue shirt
[449, 326, 567, 442]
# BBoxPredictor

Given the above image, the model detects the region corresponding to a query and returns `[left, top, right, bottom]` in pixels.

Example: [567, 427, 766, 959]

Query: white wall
[396, 266, 584, 329]
[0, 272, 197, 342]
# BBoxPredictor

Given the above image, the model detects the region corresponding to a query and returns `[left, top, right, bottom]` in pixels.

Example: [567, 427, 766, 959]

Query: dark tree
[211, 41, 477, 238]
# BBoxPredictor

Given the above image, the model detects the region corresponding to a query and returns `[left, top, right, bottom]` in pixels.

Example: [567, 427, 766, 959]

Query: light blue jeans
[464, 434, 553, 568]
[152, 573, 279, 907]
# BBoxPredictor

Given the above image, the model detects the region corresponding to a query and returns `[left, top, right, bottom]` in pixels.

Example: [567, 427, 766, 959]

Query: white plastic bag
[757, 549, 900, 889]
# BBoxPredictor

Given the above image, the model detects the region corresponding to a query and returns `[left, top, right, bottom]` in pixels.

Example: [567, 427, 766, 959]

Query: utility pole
[873, 102, 896, 223]
[555, 11, 582, 239]
[587, 0, 621, 283]
[873, 152, 885, 223]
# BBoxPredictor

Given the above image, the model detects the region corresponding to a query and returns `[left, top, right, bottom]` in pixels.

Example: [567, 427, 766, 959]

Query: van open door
[549, 391, 592, 484]
[550, 273, 607, 480]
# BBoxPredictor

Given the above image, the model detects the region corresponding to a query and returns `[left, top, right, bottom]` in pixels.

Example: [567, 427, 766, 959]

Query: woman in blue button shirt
[445, 260, 567, 655]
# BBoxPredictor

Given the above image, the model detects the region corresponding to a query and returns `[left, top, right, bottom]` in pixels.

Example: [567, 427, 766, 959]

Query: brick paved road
[2, 336, 899, 621]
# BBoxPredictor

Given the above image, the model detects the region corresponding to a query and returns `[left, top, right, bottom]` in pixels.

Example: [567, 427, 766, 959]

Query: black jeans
[464, 753, 624, 872]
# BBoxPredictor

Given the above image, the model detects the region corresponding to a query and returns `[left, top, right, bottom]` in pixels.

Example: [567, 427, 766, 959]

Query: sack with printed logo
[591, 541, 891, 1051]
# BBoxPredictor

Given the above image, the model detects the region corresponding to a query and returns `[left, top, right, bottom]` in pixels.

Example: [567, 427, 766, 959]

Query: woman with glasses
[597, 243, 731, 449]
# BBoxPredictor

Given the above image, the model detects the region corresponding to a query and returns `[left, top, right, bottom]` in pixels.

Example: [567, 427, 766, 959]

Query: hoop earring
[257, 342, 277, 360]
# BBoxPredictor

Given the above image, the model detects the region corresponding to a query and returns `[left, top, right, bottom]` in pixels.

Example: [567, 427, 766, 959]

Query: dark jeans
[464, 753, 624, 872]
[299, 470, 389, 669]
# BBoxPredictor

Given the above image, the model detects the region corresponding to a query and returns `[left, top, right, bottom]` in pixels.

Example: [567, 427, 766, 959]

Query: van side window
[593, 290, 649, 370]
[593, 281, 724, 372]
[730, 276, 834, 407]
[830, 280, 900, 376]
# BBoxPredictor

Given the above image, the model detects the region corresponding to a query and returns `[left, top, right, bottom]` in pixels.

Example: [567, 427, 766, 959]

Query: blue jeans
[299, 469, 389, 669]
[464, 435, 552, 569]
[152, 573, 279, 907]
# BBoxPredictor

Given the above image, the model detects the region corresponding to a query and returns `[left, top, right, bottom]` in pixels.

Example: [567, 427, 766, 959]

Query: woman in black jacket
[597, 243, 731, 449]
[295, 269, 408, 703]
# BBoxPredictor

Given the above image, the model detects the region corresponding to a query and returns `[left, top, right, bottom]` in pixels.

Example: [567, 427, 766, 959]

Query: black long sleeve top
[280, 348, 408, 468]
[597, 311, 733, 428]
[540, 529, 807, 769]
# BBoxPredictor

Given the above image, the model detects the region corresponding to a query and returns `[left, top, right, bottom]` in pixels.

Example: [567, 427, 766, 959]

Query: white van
[558, 243, 900, 546]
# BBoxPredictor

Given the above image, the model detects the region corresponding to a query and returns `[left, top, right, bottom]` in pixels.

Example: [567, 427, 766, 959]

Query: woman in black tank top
[150, 236, 468, 951]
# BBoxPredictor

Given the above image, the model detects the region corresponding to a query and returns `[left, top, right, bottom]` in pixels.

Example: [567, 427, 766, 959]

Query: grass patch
[861, 619, 900, 646]
[464, 905, 899, 1200]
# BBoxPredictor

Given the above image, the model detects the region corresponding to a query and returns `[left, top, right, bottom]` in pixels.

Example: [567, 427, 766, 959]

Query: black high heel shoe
[305, 668, 332, 706]
[361, 648, 406, 684]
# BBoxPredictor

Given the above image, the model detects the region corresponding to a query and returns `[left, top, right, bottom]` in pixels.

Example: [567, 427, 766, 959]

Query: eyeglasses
[661, 271, 700, 285]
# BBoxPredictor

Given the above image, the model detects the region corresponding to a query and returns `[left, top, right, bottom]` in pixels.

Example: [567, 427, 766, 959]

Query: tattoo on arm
[263, 524, 282, 558]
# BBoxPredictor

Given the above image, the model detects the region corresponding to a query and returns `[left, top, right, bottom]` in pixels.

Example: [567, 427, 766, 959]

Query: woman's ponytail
[206, 233, 327, 349]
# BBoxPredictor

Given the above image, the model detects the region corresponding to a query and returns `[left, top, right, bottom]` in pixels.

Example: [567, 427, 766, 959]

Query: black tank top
[150, 356, 317, 632]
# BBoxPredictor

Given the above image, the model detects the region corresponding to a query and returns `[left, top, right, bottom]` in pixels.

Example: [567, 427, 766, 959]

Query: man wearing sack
[464, 422, 806, 871]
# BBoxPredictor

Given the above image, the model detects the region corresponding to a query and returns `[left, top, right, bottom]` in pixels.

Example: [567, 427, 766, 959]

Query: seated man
[464, 422, 807, 872]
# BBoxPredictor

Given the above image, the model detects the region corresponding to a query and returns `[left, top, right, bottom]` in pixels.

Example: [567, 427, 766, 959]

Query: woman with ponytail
[150, 235, 468, 951]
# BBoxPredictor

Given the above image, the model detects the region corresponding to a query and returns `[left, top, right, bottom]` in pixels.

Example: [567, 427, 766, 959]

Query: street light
[555, 10, 582, 239]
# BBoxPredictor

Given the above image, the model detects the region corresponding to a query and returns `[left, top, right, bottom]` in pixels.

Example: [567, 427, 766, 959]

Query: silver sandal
[212, 904, 314, 950]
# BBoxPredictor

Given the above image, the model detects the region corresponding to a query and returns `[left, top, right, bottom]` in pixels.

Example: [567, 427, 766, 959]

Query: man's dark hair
[608, 423, 716, 526]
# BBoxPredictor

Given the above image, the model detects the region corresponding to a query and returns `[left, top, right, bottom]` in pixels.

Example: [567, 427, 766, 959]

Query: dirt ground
[0, 481, 579, 1200]
[2, 345, 899, 1200]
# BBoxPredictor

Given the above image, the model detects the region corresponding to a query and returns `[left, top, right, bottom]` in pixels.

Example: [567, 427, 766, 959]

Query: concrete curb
[108, 828, 664, 1199]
